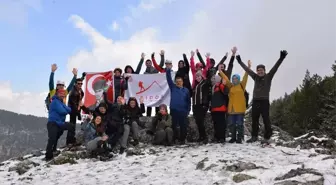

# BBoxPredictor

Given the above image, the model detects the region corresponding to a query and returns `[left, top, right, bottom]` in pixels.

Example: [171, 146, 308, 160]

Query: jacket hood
[124, 65, 135, 73]
[127, 97, 139, 108]
[159, 104, 168, 114]
[178, 60, 185, 69]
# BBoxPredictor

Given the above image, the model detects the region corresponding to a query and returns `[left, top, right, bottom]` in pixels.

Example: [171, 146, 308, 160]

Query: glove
[280, 50, 288, 58]
[146, 130, 154, 135]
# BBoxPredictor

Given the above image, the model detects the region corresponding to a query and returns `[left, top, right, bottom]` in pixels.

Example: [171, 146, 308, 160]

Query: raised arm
[196, 49, 206, 67]
[183, 53, 190, 72]
[135, 54, 145, 74]
[216, 52, 228, 69]
[165, 68, 174, 89]
[268, 50, 288, 79]
[151, 53, 165, 73]
[241, 71, 248, 89]
[159, 50, 165, 67]
[236, 55, 257, 80]
[67, 68, 78, 92]
[190, 52, 196, 75]
[219, 70, 232, 88]
[103, 92, 114, 108]
[49, 72, 55, 91]
[226, 55, 235, 79]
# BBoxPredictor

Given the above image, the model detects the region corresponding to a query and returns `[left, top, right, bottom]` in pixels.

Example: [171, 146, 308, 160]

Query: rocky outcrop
[274, 167, 324, 185]
[232, 173, 256, 183]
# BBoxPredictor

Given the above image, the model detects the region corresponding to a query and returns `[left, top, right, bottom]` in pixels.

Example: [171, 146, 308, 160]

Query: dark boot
[246, 136, 258, 143]
[119, 147, 126, 154]
[236, 125, 244, 144]
[229, 124, 237, 143]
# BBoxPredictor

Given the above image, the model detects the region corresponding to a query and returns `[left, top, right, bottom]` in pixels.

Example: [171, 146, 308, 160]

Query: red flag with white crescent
[83, 71, 114, 111]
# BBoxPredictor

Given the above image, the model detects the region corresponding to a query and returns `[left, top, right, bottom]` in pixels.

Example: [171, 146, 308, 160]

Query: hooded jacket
[190, 56, 208, 88]
[150, 104, 172, 131]
[48, 95, 72, 126]
[176, 54, 192, 97]
[144, 59, 159, 74]
[123, 98, 145, 123]
[192, 77, 209, 106]
[210, 83, 229, 112]
[124, 56, 144, 74]
[151, 53, 172, 73]
[166, 69, 191, 114]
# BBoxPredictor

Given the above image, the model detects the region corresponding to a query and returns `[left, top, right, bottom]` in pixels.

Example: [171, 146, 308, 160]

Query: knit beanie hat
[256, 64, 265, 71]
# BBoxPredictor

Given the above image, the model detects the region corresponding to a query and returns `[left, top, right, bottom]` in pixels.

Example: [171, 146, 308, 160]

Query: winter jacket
[151, 113, 172, 132]
[81, 102, 108, 122]
[124, 57, 144, 74]
[152, 53, 171, 73]
[236, 55, 285, 100]
[48, 95, 72, 126]
[48, 72, 76, 104]
[103, 93, 125, 135]
[166, 69, 191, 114]
[219, 70, 248, 114]
[175, 54, 192, 97]
[68, 87, 84, 114]
[123, 98, 145, 124]
[190, 56, 208, 88]
[84, 122, 107, 151]
[192, 79, 209, 107]
[114, 76, 128, 99]
[210, 83, 228, 112]
[196, 50, 228, 80]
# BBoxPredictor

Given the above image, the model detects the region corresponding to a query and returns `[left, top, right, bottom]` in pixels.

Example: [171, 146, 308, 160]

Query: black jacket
[176, 54, 192, 97]
[68, 87, 84, 113]
[123, 99, 145, 124]
[192, 80, 209, 106]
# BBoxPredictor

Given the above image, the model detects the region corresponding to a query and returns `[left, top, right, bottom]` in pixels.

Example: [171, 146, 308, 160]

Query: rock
[196, 157, 209, 170]
[274, 168, 323, 181]
[51, 155, 78, 165]
[322, 155, 336, 160]
[232, 173, 256, 183]
[226, 161, 264, 172]
[8, 160, 39, 175]
[204, 164, 218, 171]
[126, 148, 145, 157]
[274, 177, 324, 185]
[308, 153, 318, 158]
[32, 150, 44, 157]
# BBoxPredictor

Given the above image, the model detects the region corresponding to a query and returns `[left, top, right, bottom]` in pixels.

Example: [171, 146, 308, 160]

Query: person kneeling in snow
[45, 89, 73, 161]
[147, 104, 173, 146]
[120, 97, 145, 151]
[84, 116, 112, 158]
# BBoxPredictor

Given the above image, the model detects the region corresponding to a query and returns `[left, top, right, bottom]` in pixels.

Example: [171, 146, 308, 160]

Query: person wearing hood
[236, 50, 288, 144]
[147, 104, 173, 146]
[196, 49, 228, 80]
[217, 47, 237, 80]
[143, 52, 163, 116]
[166, 68, 191, 144]
[192, 71, 210, 144]
[124, 53, 146, 74]
[219, 61, 250, 144]
[113, 68, 129, 102]
[151, 51, 173, 73]
[210, 75, 229, 143]
[67, 76, 85, 146]
[120, 97, 145, 152]
[46, 64, 78, 109]
[175, 53, 192, 97]
[45, 89, 72, 161]
[190, 51, 208, 88]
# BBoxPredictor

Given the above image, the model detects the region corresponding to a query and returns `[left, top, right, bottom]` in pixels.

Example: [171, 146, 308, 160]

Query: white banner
[125, 72, 175, 107]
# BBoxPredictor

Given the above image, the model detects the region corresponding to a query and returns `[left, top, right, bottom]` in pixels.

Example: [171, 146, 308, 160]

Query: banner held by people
[83, 71, 114, 112]
[125, 72, 175, 107]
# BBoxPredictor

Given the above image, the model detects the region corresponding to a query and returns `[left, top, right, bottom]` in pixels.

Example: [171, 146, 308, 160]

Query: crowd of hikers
[44, 46, 288, 161]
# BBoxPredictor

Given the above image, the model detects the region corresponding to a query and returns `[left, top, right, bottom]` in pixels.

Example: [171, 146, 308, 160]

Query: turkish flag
[83, 71, 114, 112]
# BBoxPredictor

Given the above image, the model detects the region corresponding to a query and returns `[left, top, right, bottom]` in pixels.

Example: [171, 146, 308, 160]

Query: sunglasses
[77, 83, 83, 85]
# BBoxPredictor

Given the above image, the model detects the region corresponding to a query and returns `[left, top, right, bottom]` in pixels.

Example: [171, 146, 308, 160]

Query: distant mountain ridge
[0, 109, 74, 162]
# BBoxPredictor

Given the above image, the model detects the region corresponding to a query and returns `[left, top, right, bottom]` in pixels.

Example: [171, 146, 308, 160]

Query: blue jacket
[166, 69, 191, 114]
[48, 95, 71, 126]
[84, 122, 97, 144]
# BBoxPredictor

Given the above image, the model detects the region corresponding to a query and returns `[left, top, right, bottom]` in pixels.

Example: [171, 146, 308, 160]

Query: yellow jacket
[219, 70, 248, 114]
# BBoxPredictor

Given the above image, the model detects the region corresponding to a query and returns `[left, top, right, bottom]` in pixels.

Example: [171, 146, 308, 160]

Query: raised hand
[160, 50, 165, 55]
[191, 51, 195, 57]
[72, 68, 78, 76]
[196, 49, 199, 53]
[151, 52, 155, 58]
[231, 46, 237, 55]
[222, 79, 227, 85]
[51, 64, 57, 72]
[280, 50, 288, 58]
[141, 53, 145, 59]
[248, 60, 252, 68]
[205, 52, 211, 58]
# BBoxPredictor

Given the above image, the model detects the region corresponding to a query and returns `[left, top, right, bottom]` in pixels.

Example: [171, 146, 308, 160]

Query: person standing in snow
[176, 53, 192, 97]
[121, 97, 145, 149]
[210, 75, 229, 143]
[142, 52, 163, 116]
[151, 51, 173, 73]
[45, 89, 73, 161]
[147, 104, 173, 146]
[190, 51, 208, 89]
[124, 53, 145, 74]
[236, 50, 288, 143]
[218, 60, 251, 144]
[192, 71, 210, 144]
[67, 76, 85, 146]
[166, 68, 191, 144]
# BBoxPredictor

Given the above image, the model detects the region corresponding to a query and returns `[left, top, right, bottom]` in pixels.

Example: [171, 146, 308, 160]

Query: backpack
[214, 84, 229, 107]
[240, 84, 249, 108]
[45, 93, 51, 111]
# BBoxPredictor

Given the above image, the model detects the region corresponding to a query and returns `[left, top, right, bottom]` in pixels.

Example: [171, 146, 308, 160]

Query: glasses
[77, 83, 83, 85]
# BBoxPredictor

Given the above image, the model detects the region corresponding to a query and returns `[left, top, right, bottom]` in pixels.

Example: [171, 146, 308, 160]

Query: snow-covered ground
[0, 142, 335, 185]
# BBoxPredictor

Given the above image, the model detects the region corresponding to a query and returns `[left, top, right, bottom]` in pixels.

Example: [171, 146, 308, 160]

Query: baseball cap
[56, 80, 65, 86]
[165, 60, 172, 64]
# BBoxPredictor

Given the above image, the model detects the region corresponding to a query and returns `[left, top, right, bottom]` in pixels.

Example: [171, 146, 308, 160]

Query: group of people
[44, 47, 288, 161]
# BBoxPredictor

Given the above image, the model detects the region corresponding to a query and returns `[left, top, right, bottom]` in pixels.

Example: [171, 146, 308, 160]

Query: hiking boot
[246, 137, 258, 143]
[236, 139, 242, 144]
[229, 138, 236, 143]
[260, 139, 270, 145]
[219, 139, 226, 143]
[119, 147, 126, 154]
[197, 137, 204, 143]
[132, 140, 139, 146]
[53, 150, 61, 156]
